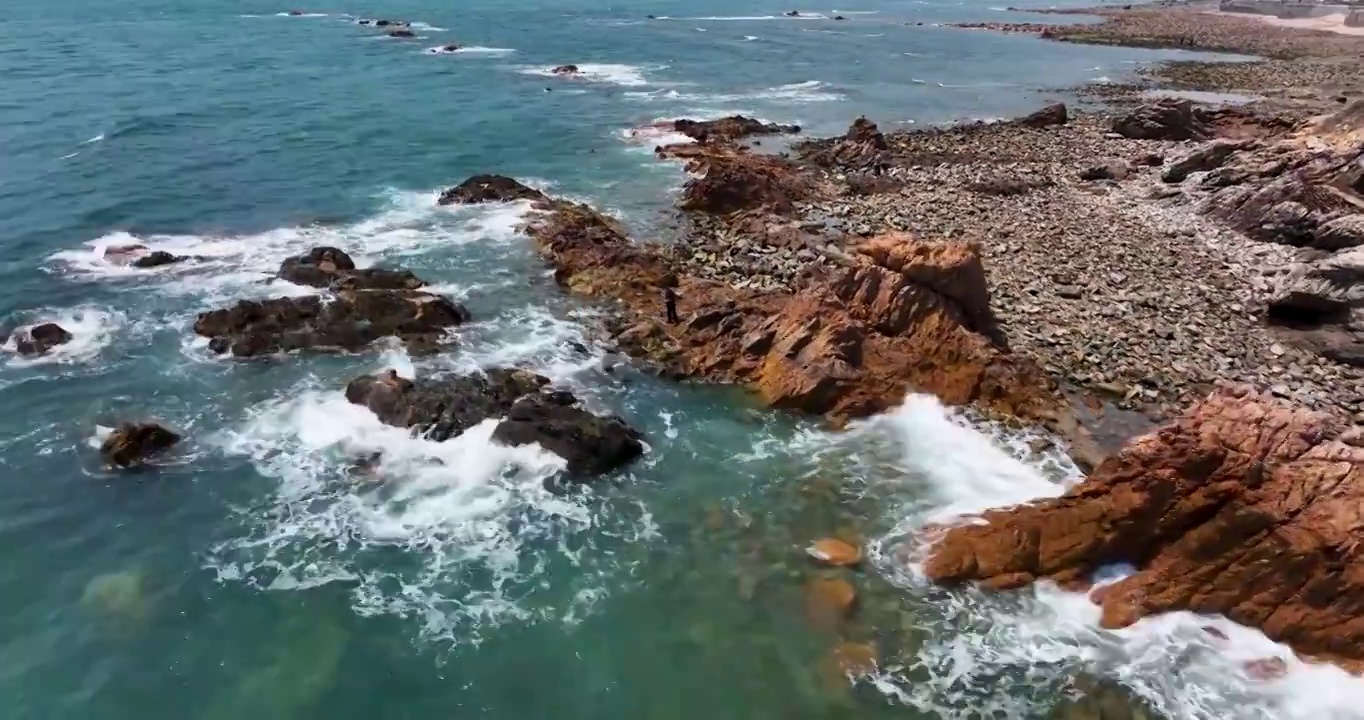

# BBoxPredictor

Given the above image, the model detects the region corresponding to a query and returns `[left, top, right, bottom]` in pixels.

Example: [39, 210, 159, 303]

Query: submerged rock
[195, 289, 469, 356]
[345, 368, 643, 476]
[807, 538, 864, 567]
[387, 28, 416, 38]
[550, 64, 581, 75]
[805, 577, 857, 632]
[437, 174, 548, 205]
[10, 322, 73, 356]
[924, 385, 1364, 671]
[100, 422, 181, 468]
[81, 570, 149, 624]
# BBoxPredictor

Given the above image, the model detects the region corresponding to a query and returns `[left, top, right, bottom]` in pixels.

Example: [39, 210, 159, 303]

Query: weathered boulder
[438, 174, 548, 205]
[345, 368, 643, 475]
[799, 117, 889, 170]
[1017, 102, 1068, 128]
[1313, 214, 1364, 251]
[1112, 99, 1213, 141]
[10, 322, 73, 356]
[195, 290, 469, 357]
[100, 422, 181, 468]
[671, 116, 800, 144]
[276, 247, 424, 291]
[924, 385, 1364, 670]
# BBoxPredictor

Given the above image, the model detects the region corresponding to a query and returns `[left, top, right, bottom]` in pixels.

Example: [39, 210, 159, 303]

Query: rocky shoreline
[425, 4, 1364, 679]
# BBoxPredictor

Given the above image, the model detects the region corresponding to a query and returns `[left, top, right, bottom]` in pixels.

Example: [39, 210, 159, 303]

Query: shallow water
[5, 0, 1364, 717]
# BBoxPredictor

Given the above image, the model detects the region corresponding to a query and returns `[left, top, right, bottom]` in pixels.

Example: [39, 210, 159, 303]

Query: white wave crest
[518, 63, 661, 87]
[426, 45, 516, 55]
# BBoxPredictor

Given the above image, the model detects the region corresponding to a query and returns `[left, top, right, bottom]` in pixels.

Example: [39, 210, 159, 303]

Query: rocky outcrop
[9, 322, 73, 356]
[798, 117, 889, 170]
[661, 144, 824, 215]
[100, 422, 180, 468]
[195, 290, 469, 357]
[1112, 99, 1214, 141]
[277, 247, 425, 290]
[345, 368, 643, 476]
[1017, 102, 1069, 128]
[671, 116, 800, 144]
[104, 244, 193, 268]
[132, 251, 190, 268]
[1162, 139, 1251, 184]
[550, 64, 580, 75]
[924, 385, 1364, 669]
[437, 174, 548, 205]
[520, 187, 1059, 422]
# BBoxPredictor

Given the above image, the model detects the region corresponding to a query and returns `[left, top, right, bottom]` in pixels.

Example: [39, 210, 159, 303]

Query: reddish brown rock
[798, 117, 889, 170]
[805, 577, 857, 632]
[925, 385, 1364, 671]
[661, 143, 822, 215]
[1017, 102, 1068, 128]
[807, 538, 864, 567]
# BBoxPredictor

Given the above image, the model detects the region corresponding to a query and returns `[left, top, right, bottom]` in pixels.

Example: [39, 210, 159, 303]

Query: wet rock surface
[925, 385, 1364, 670]
[195, 247, 469, 356]
[437, 174, 548, 205]
[100, 422, 181, 469]
[9, 322, 73, 356]
[345, 368, 643, 476]
[670, 115, 800, 144]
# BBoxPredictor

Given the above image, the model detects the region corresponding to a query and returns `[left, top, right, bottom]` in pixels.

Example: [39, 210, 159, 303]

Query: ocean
[4, 0, 1364, 717]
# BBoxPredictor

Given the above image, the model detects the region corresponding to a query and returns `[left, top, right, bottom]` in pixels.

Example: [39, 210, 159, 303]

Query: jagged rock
[1312, 214, 1364, 251]
[671, 116, 800, 144]
[490, 393, 644, 475]
[195, 290, 469, 357]
[1269, 246, 1364, 323]
[1162, 140, 1249, 184]
[438, 174, 548, 205]
[345, 368, 643, 475]
[924, 386, 1364, 671]
[1112, 99, 1212, 141]
[551, 64, 580, 75]
[1018, 102, 1068, 128]
[799, 117, 888, 170]
[669, 145, 817, 215]
[277, 247, 424, 291]
[10, 322, 73, 356]
[100, 422, 181, 468]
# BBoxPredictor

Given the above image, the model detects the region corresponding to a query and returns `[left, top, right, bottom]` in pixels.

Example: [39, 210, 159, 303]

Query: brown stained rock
[798, 117, 889, 170]
[924, 385, 1364, 671]
[1018, 102, 1068, 128]
[659, 143, 824, 215]
[100, 422, 181, 469]
[807, 538, 864, 567]
[11, 322, 73, 356]
[438, 174, 548, 205]
[805, 577, 857, 632]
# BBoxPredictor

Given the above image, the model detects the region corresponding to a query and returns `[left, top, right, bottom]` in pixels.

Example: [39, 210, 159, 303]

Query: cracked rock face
[924, 385, 1364, 670]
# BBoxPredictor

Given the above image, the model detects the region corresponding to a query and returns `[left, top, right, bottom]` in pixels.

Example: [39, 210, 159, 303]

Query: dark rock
[387, 29, 416, 38]
[100, 422, 181, 468]
[276, 247, 424, 291]
[1056, 284, 1085, 299]
[491, 393, 644, 475]
[345, 368, 643, 475]
[1079, 161, 1130, 181]
[12, 323, 73, 356]
[1017, 102, 1068, 128]
[131, 250, 188, 268]
[785, 10, 800, 16]
[551, 64, 580, 75]
[671, 116, 800, 144]
[1132, 152, 1165, 167]
[438, 174, 548, 205]
[195, 290, 469, 357]
[439, 43, 460, 52]
[833, 15, 846, 20]
[1112, 99, 1213, 141]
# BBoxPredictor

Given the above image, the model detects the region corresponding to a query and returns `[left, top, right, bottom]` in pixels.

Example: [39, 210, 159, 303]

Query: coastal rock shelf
[195, 247, 470, 356]
[924, 385, 1364, 670]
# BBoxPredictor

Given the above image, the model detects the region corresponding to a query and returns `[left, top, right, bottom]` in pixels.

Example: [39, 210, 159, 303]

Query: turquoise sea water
[4, 0, 1362, 718]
